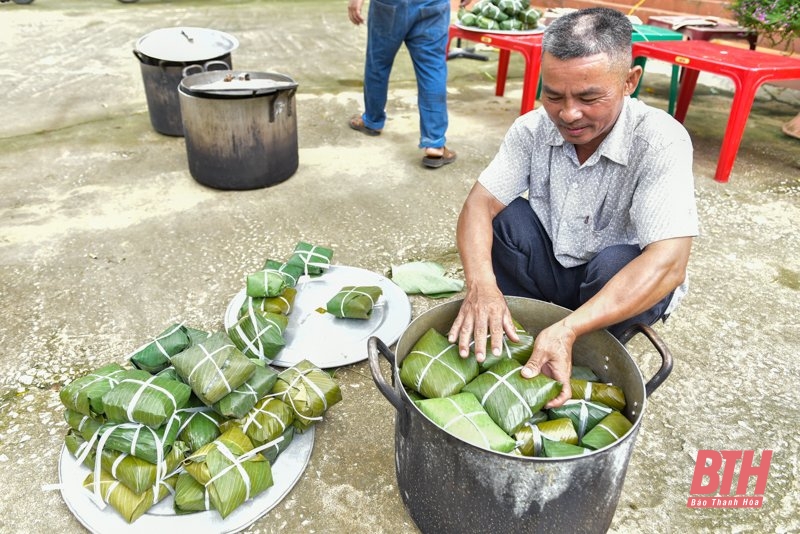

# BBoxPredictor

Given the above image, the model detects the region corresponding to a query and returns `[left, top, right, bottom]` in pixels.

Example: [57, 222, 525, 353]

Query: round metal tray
[58, 427, 314, 533]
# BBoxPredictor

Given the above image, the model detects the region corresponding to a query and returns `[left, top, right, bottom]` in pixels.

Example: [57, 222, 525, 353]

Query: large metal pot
[133, 27, 239, 136]
[368, 297, 672, 534]
[178, 70, 299, 190]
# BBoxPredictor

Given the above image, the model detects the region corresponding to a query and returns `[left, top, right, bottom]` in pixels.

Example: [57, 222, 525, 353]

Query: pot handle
[182, 64, 204, 78]
[203, 59, 231, 71]
[618, 323, 673, 397]
[132, 50, 148, 63]
[368, 337, 404, 413]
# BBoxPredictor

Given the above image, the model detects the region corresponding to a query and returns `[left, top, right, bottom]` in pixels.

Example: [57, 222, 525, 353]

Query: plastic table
[630, 24, 684, 115]
[646, 16, 758, 50]
[632, 39, 800, 182]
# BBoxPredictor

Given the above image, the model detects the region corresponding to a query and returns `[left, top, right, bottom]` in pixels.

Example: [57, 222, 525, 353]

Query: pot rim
[134, 26, 239, 63]
[179, 70, 298, 99]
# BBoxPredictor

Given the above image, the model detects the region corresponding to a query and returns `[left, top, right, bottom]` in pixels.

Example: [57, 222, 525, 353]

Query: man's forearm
[563, 237, 693, 337]
[456, 184, 505, 289]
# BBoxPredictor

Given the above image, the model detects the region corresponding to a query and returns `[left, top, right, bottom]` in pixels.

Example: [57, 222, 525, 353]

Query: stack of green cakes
[400, 321, 632, 457]
[457, 0, 542, 31]
[60, 324, 341, 523]
[232, 241, 335, 363]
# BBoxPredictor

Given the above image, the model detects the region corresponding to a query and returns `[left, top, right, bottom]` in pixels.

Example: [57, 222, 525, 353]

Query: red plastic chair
[447, 25, 543, 115]
[632, 40, 800, 183]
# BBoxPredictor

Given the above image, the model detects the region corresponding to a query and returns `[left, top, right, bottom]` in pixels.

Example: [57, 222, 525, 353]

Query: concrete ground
[1, 1, 799, 533]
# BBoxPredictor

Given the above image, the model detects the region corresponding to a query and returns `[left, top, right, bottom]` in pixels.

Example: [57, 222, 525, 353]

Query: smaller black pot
[178, 70, 299, 190]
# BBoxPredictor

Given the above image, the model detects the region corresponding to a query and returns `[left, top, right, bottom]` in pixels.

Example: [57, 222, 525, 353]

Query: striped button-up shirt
[478, 97, 699, 313]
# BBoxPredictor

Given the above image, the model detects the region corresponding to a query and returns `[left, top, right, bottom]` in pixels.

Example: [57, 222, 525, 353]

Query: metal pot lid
[135, 27, 239, 62]
[181, 71, 298, 97]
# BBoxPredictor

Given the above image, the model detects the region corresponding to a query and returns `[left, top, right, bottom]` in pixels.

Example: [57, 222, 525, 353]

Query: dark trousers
[491, 198, 672, 339]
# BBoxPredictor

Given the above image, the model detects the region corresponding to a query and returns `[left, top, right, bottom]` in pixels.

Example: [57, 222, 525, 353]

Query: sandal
[348, 115, 381, 136]
[781, 120, 800, 141]
[422, 147, 457, 168]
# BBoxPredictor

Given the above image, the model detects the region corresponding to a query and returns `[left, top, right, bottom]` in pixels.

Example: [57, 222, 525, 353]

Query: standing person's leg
[359, 0, 408, 131]
[491, 198, 585, 310]
[579, 245, 673, 338]
[405, 0, 454, 167]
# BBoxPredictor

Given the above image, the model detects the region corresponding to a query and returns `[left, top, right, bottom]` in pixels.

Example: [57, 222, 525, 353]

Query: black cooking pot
[178, 70, 299, 190]
[133, 27, 239, 136]
[368, 297, 672, 534]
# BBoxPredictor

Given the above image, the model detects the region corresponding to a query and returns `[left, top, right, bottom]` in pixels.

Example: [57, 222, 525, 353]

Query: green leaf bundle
[415, 393, 517, 453]
[399, 328, 479, 399]
[171, 332, 257, 405]
[325, 285, 383, 319]
[461, 358, 561, 435]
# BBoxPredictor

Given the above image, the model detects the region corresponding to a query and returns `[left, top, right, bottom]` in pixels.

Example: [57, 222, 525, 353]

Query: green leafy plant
[728, 0, 800, 50]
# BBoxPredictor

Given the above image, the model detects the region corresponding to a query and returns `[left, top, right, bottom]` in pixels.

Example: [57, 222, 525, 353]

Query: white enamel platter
[453, 22, 545, 35]
[224, 265, 412, 369]
[58, 427, 314, 534]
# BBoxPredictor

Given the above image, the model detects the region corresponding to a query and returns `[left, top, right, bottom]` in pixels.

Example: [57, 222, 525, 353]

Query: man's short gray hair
[543, 8, 633, 72]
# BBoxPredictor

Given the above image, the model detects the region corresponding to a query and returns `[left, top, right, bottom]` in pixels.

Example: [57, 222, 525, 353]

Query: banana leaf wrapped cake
[176, 405, 226, 453]
[263, 259, 305, 288]
[325, 285, 383, 319]
[461, 358, 562, 435]
[92, 416, 182, 465]
[415, 393, 517, 453]
[246, 262, 289, 298]
[212, 362, 278, 419]
[182, 426, 274, 519]
[514, 417, 578, 457]
[65, 429, 95, 468]
[82, 469, 178, 523]
[260, 427, 295, 464]
[226, 310, 288, 363]
[570, 365, 599, 382]
[95, 441, 189, 495]
[101, 370, 192, 428]
[271, 359, 342, 432]
[475, 318, 535, 371]
[235, 397, 295, 447]
[60, 363, 132, 417]
[285, 241, 334, 277]
[183, 325, 213, 346]
[570, 378, 626, 411]
[238, 287, 297, 318]
[64, 408, 105, 441]
[541, 439, 592, 458]
[548, 399, 613, 440]
[580, 411, 633, 450]
[400, 328, 479, 399]
[174, 472, 210, 515]
[171, 332, 257, 406]
[128, 323, 191, 374]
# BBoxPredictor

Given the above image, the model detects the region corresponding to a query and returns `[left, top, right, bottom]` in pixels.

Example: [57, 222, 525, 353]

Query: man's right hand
[348, 0, 365, 25]
[448, 282, 519, 362]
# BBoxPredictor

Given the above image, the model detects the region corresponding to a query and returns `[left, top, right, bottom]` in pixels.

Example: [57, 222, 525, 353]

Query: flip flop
[422, 147, 457, 168]
[348, 115, 381, 136]
[781, 121, 800, 140]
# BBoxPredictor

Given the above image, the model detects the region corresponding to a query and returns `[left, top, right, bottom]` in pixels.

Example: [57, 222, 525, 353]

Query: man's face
[540, 52, 638, 160]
